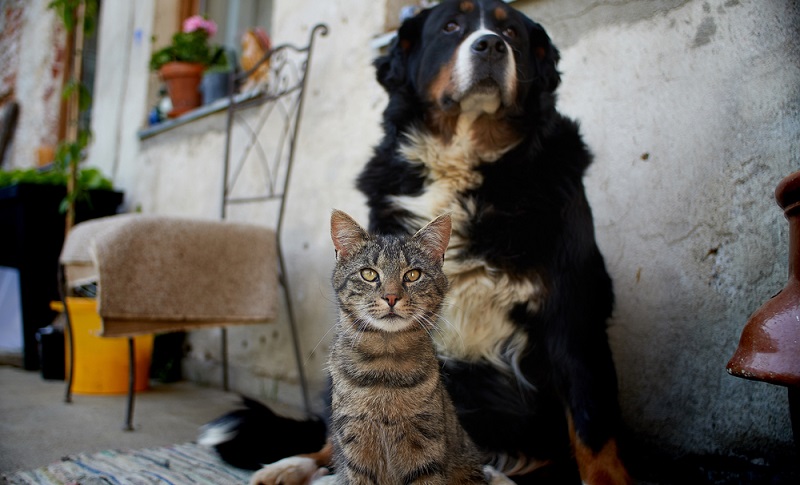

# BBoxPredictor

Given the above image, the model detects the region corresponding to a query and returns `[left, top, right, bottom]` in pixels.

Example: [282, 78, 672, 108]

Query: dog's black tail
[198, 396, 327, 470]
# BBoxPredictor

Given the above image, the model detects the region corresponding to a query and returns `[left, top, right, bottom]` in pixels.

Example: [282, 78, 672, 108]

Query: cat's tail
[198, 396, 327, 470]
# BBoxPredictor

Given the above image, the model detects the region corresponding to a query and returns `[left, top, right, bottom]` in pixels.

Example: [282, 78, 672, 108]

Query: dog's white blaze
[391, 129, 545, 378]
[452, 27, 517, 110]
[438, 257, 543, 374]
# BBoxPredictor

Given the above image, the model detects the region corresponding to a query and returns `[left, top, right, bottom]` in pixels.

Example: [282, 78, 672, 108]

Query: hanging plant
[46, 0, 113, 229]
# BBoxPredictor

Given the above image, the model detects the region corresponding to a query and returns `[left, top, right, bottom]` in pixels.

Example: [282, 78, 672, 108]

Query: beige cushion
[61, 214, 279, 337]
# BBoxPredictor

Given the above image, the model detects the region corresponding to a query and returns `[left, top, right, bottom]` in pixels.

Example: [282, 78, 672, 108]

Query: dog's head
[376, 0, 560, 117]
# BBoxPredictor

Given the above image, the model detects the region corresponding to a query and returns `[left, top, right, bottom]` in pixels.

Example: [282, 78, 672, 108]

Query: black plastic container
[0, 183, 123, 370]
[36, 324, 65, 380]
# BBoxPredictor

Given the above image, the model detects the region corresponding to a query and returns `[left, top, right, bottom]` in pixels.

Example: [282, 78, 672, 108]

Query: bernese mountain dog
[203, 1, 631, 484]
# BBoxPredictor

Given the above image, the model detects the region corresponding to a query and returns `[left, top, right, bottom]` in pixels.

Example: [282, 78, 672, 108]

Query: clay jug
[727, 170, 800, 387]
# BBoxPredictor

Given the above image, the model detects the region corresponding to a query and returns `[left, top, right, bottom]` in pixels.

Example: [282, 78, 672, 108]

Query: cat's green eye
[404, 269, 422, 282]
[360, 268, 379, 282]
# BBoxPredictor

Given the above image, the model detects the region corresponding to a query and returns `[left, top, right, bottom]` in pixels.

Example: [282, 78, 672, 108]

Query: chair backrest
[221, 23, 328, 237]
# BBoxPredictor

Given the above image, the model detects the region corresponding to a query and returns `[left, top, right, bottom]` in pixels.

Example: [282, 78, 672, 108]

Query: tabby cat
[325, 210, 512, 485]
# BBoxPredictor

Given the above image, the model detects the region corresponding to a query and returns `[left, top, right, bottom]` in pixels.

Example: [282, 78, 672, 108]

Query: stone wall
[520, 0, 799, 460]
[0, 0, 64, 169]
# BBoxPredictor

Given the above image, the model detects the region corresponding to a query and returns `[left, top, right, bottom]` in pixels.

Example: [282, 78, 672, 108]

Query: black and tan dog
[204, 1, 631, 483]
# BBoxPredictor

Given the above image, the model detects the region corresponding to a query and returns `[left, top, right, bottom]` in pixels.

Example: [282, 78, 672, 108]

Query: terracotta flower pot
[159, 61, 205, 118]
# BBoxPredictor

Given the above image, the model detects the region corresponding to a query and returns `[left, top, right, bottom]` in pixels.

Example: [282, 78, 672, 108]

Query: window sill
[137, 89, 265, 140]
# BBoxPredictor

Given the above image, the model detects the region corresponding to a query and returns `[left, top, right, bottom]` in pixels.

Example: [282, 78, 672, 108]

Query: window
[201, 0, 273, 59]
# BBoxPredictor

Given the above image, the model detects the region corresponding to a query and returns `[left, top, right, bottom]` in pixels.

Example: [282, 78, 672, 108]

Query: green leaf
[78, 83, 92, 112]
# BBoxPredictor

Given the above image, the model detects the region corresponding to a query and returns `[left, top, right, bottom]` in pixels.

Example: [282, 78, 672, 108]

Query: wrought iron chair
[58, 24, 328, 430]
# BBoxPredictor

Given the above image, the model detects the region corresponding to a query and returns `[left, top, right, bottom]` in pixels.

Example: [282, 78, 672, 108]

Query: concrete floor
[0, 365, 241, 473]
[3, 364, 798, 484]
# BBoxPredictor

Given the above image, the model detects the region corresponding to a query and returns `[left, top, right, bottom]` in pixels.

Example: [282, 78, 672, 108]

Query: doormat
[1, 442, 251, 484]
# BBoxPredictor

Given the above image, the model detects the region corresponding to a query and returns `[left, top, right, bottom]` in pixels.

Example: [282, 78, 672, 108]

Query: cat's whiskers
[411, 313, 437, 341]
[306, 319, 338, 367]
[352, 304, 376, 349]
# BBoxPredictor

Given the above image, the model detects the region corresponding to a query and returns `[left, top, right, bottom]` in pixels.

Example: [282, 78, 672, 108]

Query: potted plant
[0, 166, 122, 370]
[200, 47, 233, 106]
[149, 16, 225, 117]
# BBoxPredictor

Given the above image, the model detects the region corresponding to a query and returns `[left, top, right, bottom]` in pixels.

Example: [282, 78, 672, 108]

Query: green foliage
[150, 29, 227, 71]
[43, 0, 113, 214]
[0, 167, 113, 191]
[48, 0, 98, 35]
[62, 80, 92, 112]
[205, 48, 231, 74]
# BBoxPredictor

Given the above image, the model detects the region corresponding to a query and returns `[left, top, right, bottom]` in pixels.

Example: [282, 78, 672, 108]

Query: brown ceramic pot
[159, 61, 205, 118]
[726, 170, 800, 387]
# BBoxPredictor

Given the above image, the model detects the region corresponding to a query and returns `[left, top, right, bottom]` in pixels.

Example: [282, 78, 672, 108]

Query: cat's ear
[331, 210, 370, 261]
[413, 214, 451, 263]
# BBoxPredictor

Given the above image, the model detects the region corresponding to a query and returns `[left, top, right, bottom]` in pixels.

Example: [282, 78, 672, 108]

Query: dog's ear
[374, 9, 431, 92]
[527, 19, 561, 93]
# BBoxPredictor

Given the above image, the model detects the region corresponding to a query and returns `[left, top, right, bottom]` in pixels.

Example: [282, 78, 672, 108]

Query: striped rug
[1, 442, 251, 484]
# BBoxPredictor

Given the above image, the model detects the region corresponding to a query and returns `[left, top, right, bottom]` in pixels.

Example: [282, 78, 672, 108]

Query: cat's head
[330, 210, 451, 333]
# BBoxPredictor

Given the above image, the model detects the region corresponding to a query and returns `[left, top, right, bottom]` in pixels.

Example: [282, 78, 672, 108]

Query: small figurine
[240, 28, 271, 92]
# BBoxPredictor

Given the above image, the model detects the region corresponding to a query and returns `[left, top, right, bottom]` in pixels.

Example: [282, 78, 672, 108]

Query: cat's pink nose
[383, 294, 400, 307]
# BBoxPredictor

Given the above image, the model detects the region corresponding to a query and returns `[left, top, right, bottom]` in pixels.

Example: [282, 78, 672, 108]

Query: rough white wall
[4, 0, 63, 169]
[87, 0, 799, 462]
[97, 0, 390, 409]
[528, 0, 799, 459]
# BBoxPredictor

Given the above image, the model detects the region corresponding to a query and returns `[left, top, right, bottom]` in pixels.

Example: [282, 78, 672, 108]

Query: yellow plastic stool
[51, 298, 153, 395]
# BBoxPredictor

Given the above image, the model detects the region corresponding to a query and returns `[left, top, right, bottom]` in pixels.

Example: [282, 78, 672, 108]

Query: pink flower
[182, 15, 217, 37]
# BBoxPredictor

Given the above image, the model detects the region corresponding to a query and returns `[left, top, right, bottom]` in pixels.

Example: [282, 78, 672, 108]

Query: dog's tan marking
[471, 114, 521, 158]
[567, 414, 632, 485]
[494, 6, 508, 21]
[427, 59, 457, 123]
[427, 109, 460, 143]
[305, 440, 333, 467]
[249, 441, 333, 485]
[460, 1, 475, 13]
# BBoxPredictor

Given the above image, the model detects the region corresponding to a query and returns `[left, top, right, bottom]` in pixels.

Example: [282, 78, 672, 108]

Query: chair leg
[222, 327, 229, 391]
[790, 387, 799, 451]
[277, 249, 311, 415]
[124, 337, 136, 431]
[58, 265, 75, 405]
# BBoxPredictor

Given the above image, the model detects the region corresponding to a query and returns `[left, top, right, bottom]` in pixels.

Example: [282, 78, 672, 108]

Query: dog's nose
[471, 34, 506, 60]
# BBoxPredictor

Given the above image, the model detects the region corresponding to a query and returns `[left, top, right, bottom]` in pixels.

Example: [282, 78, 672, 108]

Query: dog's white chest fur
[390, 121, 544, 378]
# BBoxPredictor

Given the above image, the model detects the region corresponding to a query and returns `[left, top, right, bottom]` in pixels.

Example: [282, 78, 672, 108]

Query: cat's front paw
[249, 457, 322, 485]
[483, 465, 515, 485]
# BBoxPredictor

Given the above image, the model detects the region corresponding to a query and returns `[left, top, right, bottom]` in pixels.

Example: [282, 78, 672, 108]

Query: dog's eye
[443, 21, 459, 33]
[503, 27, 517, 39]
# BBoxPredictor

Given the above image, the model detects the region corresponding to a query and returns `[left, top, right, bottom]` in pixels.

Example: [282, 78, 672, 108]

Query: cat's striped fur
[327, 210, 509, 485]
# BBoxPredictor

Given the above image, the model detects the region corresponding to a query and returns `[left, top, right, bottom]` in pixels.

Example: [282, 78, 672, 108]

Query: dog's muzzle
[453, 30, 516, 110]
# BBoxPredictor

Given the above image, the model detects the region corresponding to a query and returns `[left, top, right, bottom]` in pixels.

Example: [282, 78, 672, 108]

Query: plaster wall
[1, 0, 64, 169]
[522, 0, 799, 459]
[86, 0, 799, 464]
[89, 0, 388, 407]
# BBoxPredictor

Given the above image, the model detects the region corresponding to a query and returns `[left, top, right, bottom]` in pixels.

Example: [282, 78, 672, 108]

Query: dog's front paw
[249, 457, 321, 485]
